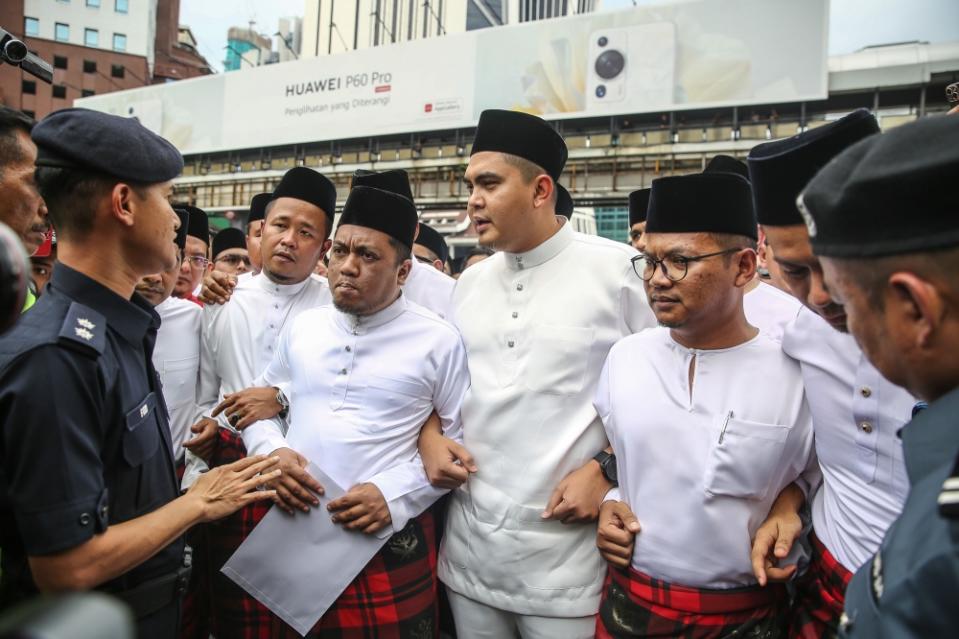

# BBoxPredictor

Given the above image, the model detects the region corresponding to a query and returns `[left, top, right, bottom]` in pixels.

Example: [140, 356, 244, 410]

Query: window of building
[22, 80, 37, 95]
[53, 55, 68, 70]
[87, 0, 101, 7]
[55, 23, 70, 42]
[82, 89, 95, 97]
[24, 17, 39, 37]
[115, 0, 129, 14]
[84, 28, 99, 47]
[53, 85, 67, 99]
[83, 59, 97, 73]
[111, 64, 125, 78]
[113, 33, 127, 51]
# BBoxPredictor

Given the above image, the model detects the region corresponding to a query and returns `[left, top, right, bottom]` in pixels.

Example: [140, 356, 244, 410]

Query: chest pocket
[703, 415, 789, 501]
[123, 392, 161, 468]
[368, 374, 425, 399]
[523, 325, 594, 395]
[159, 356, 199, 408]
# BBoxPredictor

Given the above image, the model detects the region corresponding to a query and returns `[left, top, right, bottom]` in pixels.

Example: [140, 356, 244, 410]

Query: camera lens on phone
[595, 50, 625, 80]
[595, 85, 607, 98]
[598, 36, 608, 47]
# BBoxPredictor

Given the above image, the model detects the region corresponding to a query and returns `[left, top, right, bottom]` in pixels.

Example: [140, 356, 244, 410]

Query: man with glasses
[594, 171, 815, 637]
[174, 205, 210, 306]
[413, 222, 450, 272]
[211, 227, 251, 277]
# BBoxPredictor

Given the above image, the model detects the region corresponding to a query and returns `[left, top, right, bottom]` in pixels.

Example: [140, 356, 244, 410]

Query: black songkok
[339, 186, 418, 250]
[470, 109, 567, 181]
[747, 109, 879, 226]
[647, 173, 757, 240]
[629, 188, 651, 226]
[415, 223, 449, 264]
[352, 169, 414, 203]
[272, 167, 337, 220]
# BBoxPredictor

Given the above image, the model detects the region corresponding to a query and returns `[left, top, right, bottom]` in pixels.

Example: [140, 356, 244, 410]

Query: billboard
[77, 0, 828, 155]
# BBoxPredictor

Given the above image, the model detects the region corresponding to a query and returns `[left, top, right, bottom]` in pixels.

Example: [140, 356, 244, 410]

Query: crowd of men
[0, 99, 956, 639]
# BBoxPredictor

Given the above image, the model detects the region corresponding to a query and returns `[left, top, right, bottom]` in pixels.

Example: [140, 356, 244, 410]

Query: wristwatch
[274, 387, 290, 419]
[593, 451, 618, 485]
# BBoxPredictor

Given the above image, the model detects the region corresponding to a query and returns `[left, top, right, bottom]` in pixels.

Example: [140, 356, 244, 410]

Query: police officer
[797, 114, 959, 637]
[0, 108, 280, 638]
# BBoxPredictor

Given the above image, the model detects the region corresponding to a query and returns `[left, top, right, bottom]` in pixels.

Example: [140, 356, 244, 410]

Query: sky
[182, 0, 959, 72]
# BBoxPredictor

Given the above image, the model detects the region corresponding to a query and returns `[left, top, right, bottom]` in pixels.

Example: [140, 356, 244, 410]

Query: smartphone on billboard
[586, 22, 677, 113]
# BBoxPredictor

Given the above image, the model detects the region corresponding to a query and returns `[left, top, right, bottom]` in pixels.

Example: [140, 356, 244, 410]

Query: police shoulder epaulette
[57, 302, 106, 356]
[937, 454, 959, 518]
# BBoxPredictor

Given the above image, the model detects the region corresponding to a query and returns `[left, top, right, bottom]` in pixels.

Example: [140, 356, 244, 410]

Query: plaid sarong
[275, 510, 439, 639]
[786, 534, 853, 639]
[596, 566, 787, 639]
[206, 427, 276, 639]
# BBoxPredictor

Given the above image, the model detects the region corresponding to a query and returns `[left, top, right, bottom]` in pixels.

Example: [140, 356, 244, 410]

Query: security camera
[0, 27, 54, 84]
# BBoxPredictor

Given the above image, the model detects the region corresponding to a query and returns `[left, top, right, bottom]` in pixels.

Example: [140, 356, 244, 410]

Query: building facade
[224, 26, 272, 71]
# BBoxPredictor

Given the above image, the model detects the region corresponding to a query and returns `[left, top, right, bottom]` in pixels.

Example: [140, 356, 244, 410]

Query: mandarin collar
[666, 330, 763, 356]
[49, 264, 157, 346]
[254, 271, 312, 297]
[333, 292, 407, 335]
[901, 385, 959, 483]
[502, 219, 573, 272]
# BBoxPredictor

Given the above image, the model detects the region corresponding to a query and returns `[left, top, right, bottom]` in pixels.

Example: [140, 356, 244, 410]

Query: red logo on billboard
[374, 84, 391, 93]
[424, 103, 433, 113]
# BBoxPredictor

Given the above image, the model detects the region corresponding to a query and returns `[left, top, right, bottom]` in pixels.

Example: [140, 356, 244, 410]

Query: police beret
[555, 184, 574, 219]
[629, 189, 651, 227]
[352, 169, 414, 202]
[415, 222, 449, 264]
[177, 205, 209, 246]
[174, 208, 189, 252]
[248, 193, 271, 225]
[471, 109, 568, 181]
[647, 173, 757, 240]
[32, 108, 183, 183]
[705, 154, 749, 181]
[339, 186, 418, 250]
[747, 109, 879, 226]
[799, 115, 959, 258]
[212, 227, 247, 260]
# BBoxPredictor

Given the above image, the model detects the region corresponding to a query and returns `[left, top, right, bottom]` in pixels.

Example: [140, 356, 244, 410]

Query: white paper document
[221, 463, 389, 636]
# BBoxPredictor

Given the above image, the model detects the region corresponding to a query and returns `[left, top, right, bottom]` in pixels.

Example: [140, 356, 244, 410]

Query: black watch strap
[593, 451, 618, 484]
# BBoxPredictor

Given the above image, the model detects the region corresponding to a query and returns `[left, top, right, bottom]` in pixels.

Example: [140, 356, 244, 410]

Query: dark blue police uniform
[0, 264, 186, 637]
[840, 388, 959, 637]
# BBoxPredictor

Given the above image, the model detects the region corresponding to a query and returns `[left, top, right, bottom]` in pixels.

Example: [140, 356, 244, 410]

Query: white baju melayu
[153, 295, 202, 460]
[783, 307, 914, 571]
[595, 327, 816, 587]
[402, 254, 455, 319]
[242, 294, 470, 533]
[182, 273, 331, 488]
[743, 281, 802, 343]
[439, 220, 656, 635]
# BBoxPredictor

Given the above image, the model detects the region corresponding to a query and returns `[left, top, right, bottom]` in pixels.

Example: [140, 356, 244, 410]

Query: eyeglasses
[632, 248, 743, 282]
[414, 254, 435, 265]
[186, 255, 209, 268]
[216, 254, 251, 267]
[629, 230, 643, 241]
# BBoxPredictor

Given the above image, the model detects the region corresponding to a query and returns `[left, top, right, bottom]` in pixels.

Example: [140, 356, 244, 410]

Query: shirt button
[345, 346, 352, 352]
[512, 312, 518, 319]
[860, 387, 872, 398]
[79, 513, 92, 526]
[508, 340, 515, 348]
[516, 284, 524, 291]
[860, 421, 873, 434]
[340, 368, 347, 375]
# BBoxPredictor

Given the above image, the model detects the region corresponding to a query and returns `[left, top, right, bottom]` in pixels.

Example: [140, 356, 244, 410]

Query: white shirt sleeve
[195, 306, 222, 422]
[619, 261, 656, 334]
[366, 330, 471, 533]
[242, 319, 296, 457]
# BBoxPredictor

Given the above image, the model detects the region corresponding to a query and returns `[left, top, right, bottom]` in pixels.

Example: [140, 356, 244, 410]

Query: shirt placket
[503, 257, 530, 386]
[264, 293, 285, 363]
[852, 356, 880, 483]
[331, 319, 359, 409]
